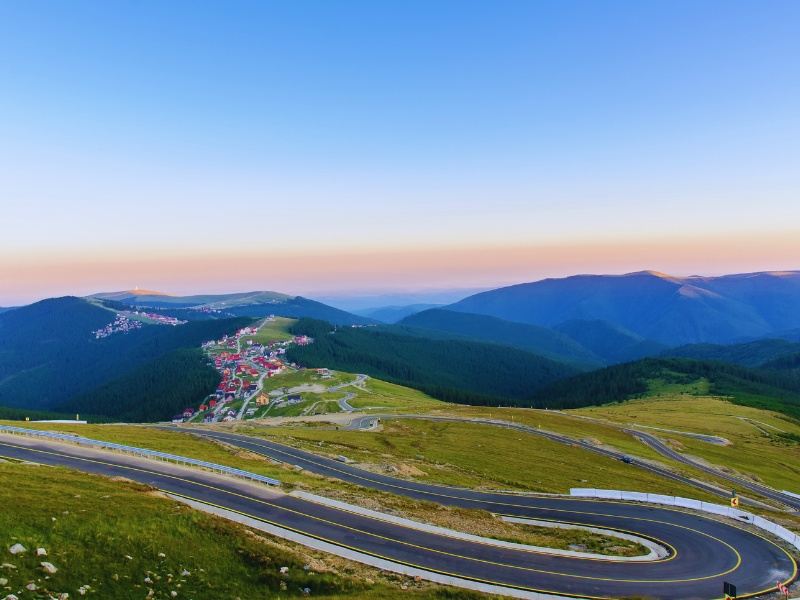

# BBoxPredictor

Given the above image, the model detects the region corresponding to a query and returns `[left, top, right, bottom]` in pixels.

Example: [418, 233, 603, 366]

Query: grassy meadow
[240, 418, 720, 499]
[0, 460, 497, 600]
[576, 395, 800, 495]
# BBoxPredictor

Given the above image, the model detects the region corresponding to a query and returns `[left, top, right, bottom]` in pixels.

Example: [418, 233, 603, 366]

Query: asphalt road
[623, 426, 800, 511]
[170, 428, 797, 599]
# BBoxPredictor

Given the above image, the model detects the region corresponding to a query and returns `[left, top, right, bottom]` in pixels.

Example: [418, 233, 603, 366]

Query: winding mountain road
[177, 427, 796, 599]
[0, 420, 796, 599]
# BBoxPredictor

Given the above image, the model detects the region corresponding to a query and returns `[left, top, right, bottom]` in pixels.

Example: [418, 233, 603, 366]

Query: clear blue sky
[1, 1, 799, 304]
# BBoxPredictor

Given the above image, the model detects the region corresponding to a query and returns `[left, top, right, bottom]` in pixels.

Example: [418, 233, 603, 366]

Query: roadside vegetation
[577, 395, 800, 496]
[0, 460, 499, 600]
[238, 419, 720, 499]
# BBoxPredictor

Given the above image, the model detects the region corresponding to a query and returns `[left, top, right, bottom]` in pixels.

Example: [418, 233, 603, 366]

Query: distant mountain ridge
[398, 309, 603, 366]
[358, 304, 444, 324]
[92, 290, 374, 325]
[446, 270, 800, 346]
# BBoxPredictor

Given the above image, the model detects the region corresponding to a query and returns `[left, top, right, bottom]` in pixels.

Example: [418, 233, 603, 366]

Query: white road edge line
[500, 517, 669, 560]
[291, 490, 667, 562]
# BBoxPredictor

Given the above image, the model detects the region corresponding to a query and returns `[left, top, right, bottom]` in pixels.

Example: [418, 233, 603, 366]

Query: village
[172, 316, 322, 425]
[92, 310, 188, 339]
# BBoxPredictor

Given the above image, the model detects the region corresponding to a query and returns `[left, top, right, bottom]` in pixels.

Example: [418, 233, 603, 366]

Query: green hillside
[0, 296, 253, 412]
[58, 348, 220, 422]
[285, 318, 581, 406]
[660, 338, 800, 367]
[529, 357, 800, 419]
[762, 351, 800, 371]
[398, 309, 602, 366]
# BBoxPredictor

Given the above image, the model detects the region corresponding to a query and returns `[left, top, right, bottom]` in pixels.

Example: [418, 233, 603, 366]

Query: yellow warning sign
[730, 496, 739, 507]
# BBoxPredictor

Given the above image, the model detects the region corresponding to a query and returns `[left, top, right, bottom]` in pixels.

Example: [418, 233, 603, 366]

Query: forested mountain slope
[529, 357, 800, 419]
[286, 318, 581, 406]
[0, 297, 252, 411]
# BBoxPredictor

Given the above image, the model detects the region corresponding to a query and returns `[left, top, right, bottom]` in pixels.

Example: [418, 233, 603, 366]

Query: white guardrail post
[0, 425, 281, 487]
[571, 488, 800, 551]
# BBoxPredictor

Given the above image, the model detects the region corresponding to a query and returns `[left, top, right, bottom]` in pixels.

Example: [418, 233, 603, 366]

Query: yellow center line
[0, 440, 754, 584]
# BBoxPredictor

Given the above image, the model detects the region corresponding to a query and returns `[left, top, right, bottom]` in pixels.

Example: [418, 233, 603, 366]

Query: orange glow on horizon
[2, 231, 798, 305]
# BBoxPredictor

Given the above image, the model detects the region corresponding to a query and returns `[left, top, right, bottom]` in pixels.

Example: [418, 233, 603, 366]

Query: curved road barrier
[0, 425, 280, 486]
[571, 488, 800, 551]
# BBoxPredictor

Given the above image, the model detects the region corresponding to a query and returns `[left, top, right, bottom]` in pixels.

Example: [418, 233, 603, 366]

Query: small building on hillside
[255, 394, 270, 407]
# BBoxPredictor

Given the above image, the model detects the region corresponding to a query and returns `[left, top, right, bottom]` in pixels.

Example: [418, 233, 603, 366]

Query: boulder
[41, 562, 57, 574]
[8, 544, 25, 555]
[36, 548, 47, 557]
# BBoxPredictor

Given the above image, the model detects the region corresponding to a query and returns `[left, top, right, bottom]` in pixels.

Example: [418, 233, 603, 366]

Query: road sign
[730, 496, 739, 507]
[778, 581, 789, 597]
[724, 581, 737, 599]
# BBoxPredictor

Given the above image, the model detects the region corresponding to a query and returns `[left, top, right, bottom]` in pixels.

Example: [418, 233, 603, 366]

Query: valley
[1, 273, 800, 599]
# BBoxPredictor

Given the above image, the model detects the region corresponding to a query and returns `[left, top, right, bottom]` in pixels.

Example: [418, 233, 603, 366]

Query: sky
[1, 1, 799, 306]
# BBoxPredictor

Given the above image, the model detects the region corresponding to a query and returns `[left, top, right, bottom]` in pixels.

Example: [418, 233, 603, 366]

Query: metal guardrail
[0, 425, 281, 486]
[571, 488, 800, 551]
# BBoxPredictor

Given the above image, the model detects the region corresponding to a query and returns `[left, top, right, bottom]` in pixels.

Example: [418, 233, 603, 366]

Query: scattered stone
[279, 582, 287, 591]
[41, 562, 57, 574]
[401, 584, 408, 590]
[144, 577, 152, 584]
[5, 594, 19, 600]
[180, 569, 190, 577]
[279, 567, 289, 574]
[8, 545, 25, 555]
[26, 583, 37, 591]
[171, 592, 177, 598]
[158, 553, 166, 558]
[59, 594, 69, 599]
[112, 574, 118, 581]
[1, 565, 16, 570]
[569, 544, 588, 552]
[303, 565, 310, 571]
[414, 575, 421, 582]
[36, 548, 47, 557]
[51, 518, 57, 522]
[124, 555, 133, 560]
[147, 588, 154, 596]
[0, 579, 6, 586]
[74, 495, 80, 498]
[302, 588, 310, 597]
